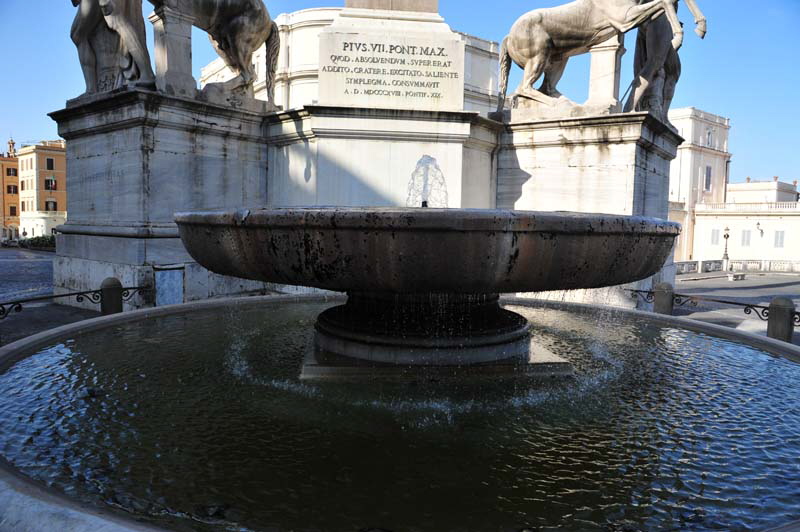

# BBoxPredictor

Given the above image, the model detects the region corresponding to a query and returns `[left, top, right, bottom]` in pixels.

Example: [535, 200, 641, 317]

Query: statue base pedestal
[49, 88, 274, 309]
[496, 111, 683, 309]
[264, 105, 500, 209]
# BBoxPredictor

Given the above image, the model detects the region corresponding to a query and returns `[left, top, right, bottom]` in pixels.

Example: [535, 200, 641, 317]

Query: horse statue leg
[512, 54, 553, 107]
[539, 57, 568, 99]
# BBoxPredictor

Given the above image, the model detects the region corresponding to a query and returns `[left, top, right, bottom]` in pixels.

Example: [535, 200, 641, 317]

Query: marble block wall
[497, 112, 682, 308]
[265, 106, 500, 209]
[49, 89, 274, 309]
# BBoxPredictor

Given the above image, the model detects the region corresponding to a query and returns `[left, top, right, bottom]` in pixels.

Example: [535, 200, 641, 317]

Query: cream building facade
[665, 107, 800, 273]
[666, 107, 732, 261]
[691, 179, 800, 272]
[17, 140, 67, 239]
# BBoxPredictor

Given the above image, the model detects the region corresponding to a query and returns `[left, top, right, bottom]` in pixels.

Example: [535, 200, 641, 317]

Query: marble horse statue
[623, 0, 707, 123]
[149, 0, 281, 103]
[496, 0, 698, 113]
[71, 0, 156, 95]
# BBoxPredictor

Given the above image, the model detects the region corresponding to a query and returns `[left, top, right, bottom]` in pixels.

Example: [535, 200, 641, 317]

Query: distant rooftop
[668, 107, 730, 127]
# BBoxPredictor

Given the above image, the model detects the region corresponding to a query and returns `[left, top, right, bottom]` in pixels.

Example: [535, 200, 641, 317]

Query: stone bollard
[100, 278, 124, 316]
[653, 282, 675, 315]
[767, 297, 796, 343]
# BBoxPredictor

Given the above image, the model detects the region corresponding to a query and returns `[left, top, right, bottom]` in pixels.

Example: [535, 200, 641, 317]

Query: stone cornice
[264, 105, 500, 147]
[50, 89, 268, 143]
[499, 112, 682, 160]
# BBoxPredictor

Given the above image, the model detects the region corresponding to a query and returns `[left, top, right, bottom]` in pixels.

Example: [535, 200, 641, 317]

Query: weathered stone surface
[497, 112, 683, 307]
[70, 0, 155, 97]
[346, 0, 438, 12]
[624, 1, 707, 122]
[496, 0, 686, 115]
[176, 206, 678, 367]
[318, 7, 465, 111]
[175, 207, 679, 294]
[264, 106, 499, 209]
[146, 0, 280, 108]
[49, 88, 273, 308]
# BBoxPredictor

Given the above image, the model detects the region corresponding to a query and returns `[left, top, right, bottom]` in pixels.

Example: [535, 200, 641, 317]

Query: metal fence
[1, 281, 152, 322]
[628, 285, 798, 343]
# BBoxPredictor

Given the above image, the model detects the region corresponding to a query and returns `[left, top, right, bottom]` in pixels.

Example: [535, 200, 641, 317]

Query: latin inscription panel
[319, 33, 465, 111]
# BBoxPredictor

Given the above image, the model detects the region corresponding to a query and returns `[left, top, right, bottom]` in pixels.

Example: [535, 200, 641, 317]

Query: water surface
[1, 301, 799, 531]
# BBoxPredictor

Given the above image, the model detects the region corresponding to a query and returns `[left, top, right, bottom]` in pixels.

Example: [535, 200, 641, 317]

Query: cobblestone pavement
[674, 273, 800, 345]
[0, 248, 55, 300]
[0, 248, 100, 346]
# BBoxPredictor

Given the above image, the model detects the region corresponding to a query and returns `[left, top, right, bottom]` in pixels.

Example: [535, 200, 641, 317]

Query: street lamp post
[722, 226, 730, 262]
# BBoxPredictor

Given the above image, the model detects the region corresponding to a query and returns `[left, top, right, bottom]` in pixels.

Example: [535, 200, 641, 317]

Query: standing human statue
[70, 0, 155, 95]
[623, 0, 707, 123]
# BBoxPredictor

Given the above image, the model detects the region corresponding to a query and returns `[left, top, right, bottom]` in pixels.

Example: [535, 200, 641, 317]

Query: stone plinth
[148, 3, 197, 98]
[497, 112, 683, 308]
[264, 105, 500, 209]
[585, 34, 626, 113]
[318, 8, 465, 111]
[49, 88, 273, 309]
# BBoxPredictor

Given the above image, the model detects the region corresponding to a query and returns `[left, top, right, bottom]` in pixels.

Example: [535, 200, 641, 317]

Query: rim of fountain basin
[175, 207, 683, 235]
[1, 293, 799, 532]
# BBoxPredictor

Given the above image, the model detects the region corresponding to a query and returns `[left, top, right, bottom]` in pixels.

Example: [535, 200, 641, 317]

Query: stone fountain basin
[175, 208, 680, 293]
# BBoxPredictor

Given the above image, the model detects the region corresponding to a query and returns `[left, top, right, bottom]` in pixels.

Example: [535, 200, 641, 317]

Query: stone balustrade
[676, 259, 800, 274]
[695, 202, 800, 213]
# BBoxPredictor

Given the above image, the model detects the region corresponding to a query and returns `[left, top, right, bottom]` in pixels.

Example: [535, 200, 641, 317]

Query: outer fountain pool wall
[1, 294, 800, 532]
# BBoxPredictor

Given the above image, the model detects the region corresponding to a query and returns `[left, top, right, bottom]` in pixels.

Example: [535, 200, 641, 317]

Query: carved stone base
[313, 293, 532, 366]
[490, 96, 619, 122]
[496, 111, 683, 309]
[50, 88, 272, 308]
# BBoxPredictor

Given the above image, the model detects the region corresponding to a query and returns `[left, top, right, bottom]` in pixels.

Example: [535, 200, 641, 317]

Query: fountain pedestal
[314, 293, 531, 365]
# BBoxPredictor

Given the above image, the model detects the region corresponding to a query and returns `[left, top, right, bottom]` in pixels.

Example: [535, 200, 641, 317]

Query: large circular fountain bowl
[175, 207, 680, 294]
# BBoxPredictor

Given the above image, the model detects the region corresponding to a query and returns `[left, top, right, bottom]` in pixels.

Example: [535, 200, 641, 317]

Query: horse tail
[497, 35, 511, 113]
[264, 19, 281, 106]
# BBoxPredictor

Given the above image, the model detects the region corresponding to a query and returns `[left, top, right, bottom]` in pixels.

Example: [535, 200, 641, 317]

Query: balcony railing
[695, 202, 800, 213]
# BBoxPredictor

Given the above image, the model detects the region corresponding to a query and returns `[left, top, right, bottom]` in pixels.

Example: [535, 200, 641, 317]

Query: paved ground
[0, 248, 55, 300]
[0, 248, 100, 347]
[675, 272, 800, 345]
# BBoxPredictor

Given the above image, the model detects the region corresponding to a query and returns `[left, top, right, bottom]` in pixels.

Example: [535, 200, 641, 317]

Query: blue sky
[0, 0, 797, 184]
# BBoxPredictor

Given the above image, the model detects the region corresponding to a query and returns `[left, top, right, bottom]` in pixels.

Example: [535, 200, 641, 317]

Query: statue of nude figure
[70, 0, 155, 95]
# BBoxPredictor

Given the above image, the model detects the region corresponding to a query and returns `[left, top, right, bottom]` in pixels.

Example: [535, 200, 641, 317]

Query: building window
[45, 200, 58, 212]
[706, 130, 714, 147]
[20, 201, 25, 212]
[711, 229, 720, 245]
[46, 158, 55, 171]
[5, 168, 16, 177]
[6, 185, 17, 194]
[775, 231, 785, 248]
[20, 180, 25, 191]
[704, 166, 712, 191]
[44, 178, 57, 191]
[9, 206, 16, 216]
[741, 230, 751, 247]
